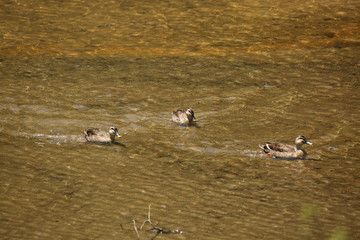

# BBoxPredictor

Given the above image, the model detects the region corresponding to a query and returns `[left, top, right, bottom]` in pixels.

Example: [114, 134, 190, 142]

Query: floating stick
[133, 220, 140, 240]
[140, 204, 152, 230]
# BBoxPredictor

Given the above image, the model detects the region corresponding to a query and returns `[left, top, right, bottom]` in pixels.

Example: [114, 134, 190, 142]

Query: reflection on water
[1, 0, 360, 56]
[1, 0, 360, 239]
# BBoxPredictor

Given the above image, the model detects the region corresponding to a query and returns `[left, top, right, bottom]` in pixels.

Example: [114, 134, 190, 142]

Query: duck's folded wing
[85, 128, 101, 136]
[266, 142, 294, 152]
[173, 109, 185, 117]
[172, 110, 186, 122]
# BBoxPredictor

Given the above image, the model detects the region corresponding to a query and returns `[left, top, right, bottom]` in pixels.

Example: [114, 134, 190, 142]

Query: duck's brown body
[172, 108, 197, 125]
[259, 136, 312, 159]
[84, 126, 120, 142]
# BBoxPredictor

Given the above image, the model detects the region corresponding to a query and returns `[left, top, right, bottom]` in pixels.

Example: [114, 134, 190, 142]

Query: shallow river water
[1, 0, 360, 239]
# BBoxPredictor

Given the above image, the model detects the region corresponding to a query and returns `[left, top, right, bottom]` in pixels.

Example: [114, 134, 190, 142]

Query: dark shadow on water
[84, 141, 126, 147]
[173, 123, 201, 128]
[263, 157, 321, 161]
[113, 142, 126, 147]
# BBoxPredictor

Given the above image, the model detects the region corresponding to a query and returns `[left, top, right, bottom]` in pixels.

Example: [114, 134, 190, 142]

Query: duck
[172, 108, 197, 125]
[84, 126, 121, 142]
[259, 135, 312, 159]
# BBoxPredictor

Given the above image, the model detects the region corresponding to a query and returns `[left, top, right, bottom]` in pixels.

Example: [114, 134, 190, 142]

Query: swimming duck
[172, 108, 197, 125]
[259, 135, 312, 159]
[84, 126, 121, 142]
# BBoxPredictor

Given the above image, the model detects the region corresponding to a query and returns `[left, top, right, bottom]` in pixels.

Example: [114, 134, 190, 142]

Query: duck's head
[109, 126, 121, 138]
[186, 108, 196, 122]
[295, 135, 312, 145]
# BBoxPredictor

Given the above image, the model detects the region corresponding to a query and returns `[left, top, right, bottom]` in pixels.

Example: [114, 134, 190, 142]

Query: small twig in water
[133, 220, 140, 240]
[140, 204, 152, 230]
[134, 204, 184, 240]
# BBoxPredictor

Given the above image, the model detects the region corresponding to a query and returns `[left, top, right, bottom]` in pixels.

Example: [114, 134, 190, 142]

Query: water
[1, 1, 360, 239]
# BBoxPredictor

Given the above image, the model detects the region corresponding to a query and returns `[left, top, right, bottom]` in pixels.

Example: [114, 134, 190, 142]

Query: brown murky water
[1, 0, 360, 239]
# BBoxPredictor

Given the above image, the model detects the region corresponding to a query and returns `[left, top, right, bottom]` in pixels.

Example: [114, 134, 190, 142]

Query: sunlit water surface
[1, 0, 360, 239]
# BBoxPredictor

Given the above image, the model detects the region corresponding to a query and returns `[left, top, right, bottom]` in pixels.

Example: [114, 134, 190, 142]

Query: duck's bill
[306, 141, 313, 145]
[115, 132, 121, 138]
[192, 118, 197, 122]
